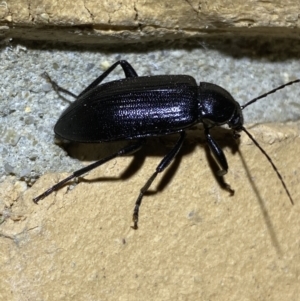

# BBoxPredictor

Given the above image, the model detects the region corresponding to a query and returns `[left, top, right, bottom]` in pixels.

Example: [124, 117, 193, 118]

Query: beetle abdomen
[55, 75, 198, 142]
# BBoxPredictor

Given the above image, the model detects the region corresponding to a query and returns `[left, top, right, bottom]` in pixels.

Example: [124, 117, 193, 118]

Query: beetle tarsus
[132, 208, 139, 230]
[42, 72, 77, 98]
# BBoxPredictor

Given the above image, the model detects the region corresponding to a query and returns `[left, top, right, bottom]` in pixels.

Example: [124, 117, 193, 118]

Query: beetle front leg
[204, 127, 228, 176]
[132, 131, 186, 229]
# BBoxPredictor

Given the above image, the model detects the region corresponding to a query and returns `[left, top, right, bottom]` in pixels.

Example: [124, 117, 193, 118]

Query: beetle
[33, 60, 299, 229]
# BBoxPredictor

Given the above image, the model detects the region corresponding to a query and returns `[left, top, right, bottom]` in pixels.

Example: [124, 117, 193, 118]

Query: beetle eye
[228, 107, 243, 130]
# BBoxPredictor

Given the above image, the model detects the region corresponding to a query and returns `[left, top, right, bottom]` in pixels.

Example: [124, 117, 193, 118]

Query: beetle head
[198, 82, 243, 130]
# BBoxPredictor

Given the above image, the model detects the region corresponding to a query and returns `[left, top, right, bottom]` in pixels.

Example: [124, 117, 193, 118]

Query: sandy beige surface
[1, 122, 299, 300]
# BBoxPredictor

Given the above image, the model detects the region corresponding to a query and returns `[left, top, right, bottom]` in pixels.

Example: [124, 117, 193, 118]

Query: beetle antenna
[241, 126, 294, 205]
[241, 79, 300, 110]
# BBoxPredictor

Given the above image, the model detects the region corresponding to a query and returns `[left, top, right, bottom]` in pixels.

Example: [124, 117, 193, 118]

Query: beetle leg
[33, 140, 144, 204]
[204, 127, 228, 176]
[78, 60, 138, 98]
[43, 60, 138, 100]
[132, 131, 186, 230]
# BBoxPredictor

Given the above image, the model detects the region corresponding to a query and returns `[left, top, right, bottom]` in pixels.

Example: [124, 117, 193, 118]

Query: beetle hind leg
[132, 132, 186, 229]
[33, 140, 144, 203]
[77, 60, 138, 98]
[42, 60, 138, 100]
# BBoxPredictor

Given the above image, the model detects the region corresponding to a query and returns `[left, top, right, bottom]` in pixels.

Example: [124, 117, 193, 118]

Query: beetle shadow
[61, 126, 240, 196]
[64, 139, 146, 182]
[64, 135, 196, 185]
[236, 148, 283, 255]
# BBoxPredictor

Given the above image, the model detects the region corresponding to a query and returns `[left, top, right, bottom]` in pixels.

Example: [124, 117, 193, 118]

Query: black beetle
[34, 60, 299, 229]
